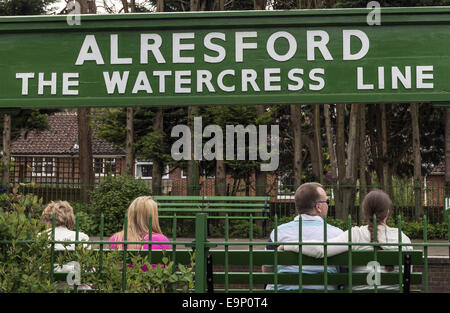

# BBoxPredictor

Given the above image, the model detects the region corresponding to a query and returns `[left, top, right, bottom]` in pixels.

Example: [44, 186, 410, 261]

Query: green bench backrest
[209, 249, 423, 292]
[53, 249, 423, 293]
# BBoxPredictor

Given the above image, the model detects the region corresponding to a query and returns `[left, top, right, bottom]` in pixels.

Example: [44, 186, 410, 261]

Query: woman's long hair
[362, 189, 395, 272]
[362, 189, 392, 244]
[113, 196, 163, 250]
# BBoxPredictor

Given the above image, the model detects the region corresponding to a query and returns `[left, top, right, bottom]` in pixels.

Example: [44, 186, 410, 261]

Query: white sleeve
[284, 229, 355, 258]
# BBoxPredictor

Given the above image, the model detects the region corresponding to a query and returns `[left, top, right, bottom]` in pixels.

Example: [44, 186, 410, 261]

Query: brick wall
[412, 257, 450, 293]
[212, 257, 450, 293]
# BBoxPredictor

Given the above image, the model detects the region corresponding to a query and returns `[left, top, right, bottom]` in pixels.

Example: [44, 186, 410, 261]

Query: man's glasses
[316, 199, 330, 205]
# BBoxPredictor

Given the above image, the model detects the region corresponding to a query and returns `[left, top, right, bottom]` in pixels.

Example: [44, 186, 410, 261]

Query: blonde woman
[108, 196, 170, 270]
[41, 200, 90, 250]
[41, 200, 91, 290]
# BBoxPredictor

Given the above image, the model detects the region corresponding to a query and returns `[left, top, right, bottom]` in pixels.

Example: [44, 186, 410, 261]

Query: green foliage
[0, 191, 55, 292]
[0, 0, 58, 15]
[1, 183, 45, 220]
[90, 174, 151, 236]
[228, 220, 263, 238]
[71, 202, 99, 236]
[55, 247, 195, 293]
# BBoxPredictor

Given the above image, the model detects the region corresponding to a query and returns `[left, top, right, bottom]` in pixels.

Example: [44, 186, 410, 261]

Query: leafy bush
[55, 247, 195, 293]
[90, 175, 151, 236]
[0, 191, 56, 292]
[71, 202, 99, 237]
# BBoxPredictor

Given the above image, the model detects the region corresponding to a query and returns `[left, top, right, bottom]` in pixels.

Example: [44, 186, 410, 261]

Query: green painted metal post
[50, 213, 55, 285]
[348, 214, 353, 293]
[194, 213, 208, 293]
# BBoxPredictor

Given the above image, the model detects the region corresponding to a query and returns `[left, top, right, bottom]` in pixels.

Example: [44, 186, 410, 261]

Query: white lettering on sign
[357, 66, 435, 90]
[173, 33, 195, 64]
[266, 31, 297, 62]
[343, 30, 370, 61]
[307, 30, 333, 61]
[75, 35, 104, 65]
[12, 29, 439, 98]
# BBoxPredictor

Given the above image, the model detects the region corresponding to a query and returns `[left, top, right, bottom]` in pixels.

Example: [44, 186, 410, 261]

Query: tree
[0, 0, 58, 190]
[446, 109, 450, 192]
[411, 103, 423, 219]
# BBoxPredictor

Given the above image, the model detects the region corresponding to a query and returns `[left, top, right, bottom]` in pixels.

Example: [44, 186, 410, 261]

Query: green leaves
[90, 175, 150, 236]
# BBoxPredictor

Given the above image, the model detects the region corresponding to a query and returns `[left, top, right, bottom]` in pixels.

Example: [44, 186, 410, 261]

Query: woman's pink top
[108, 233, 171, 271]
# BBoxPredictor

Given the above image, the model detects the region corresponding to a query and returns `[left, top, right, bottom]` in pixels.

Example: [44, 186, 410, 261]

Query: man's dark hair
[294, 182, 323, 214]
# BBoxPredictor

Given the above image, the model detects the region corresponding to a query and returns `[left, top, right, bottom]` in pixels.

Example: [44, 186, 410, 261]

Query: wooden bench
[207, 249, 423, 293]
[152, 196, 271, 236]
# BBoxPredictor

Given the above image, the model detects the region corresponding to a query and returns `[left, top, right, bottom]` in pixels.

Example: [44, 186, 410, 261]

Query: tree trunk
[313, 104, 324, 184]
[255, 105, 267, 196]
[156, 0, 164, 11]
[2, 114, 11, 189]
[445, 109, 450, 193]
[411, 103, 423, 219]
[380, 103, 389, 193]
[121, 0, 129, 13]
[342, 104, 359, 220]
[187, 106, 199, 196]
[359, 104, 367, 223]
[125, 107, 134, 175]
[290, 104, 302, 188]
[254, 0, 266, 9]
[324, 104, 338, 180]
[78, 108, 94, 203]
[213, 0, 226, 197]
[335, 104, 346, 219]
[150, 1, 165, 196]
[253, 0, 267, 196]
[152, 108, 164, 195]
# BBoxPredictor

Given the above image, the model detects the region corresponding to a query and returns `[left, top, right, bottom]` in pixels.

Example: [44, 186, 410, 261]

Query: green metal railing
[8, 181, 449, 224]
[1, 212, 449, 293]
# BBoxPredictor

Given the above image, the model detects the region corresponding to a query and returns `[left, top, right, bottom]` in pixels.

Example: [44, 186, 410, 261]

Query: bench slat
[212, 272, 422, 285]
[209, 250, 423, 266]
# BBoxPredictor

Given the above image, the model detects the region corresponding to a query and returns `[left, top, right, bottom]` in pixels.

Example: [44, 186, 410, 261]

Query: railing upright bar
[398, 215, 403, 293]
[99, 214, 104, 274]
[348, 214, 352, 293]
[194, 213, 208, 293]
[423, 215, 428, 293]
[50, 213, 55, 285]
[74, 213, 79, 293]
[373, 214, 378, 293]
[274, 214, 278, 293]
[225, 213, 229, 293]
[148, 214, 153, 264]
[323, 215, 328, 293]
[249, 215, 253, 293]
[172, 213, 177, 265]
[298, 214, 303, 292]
[122, 213, 128, 292]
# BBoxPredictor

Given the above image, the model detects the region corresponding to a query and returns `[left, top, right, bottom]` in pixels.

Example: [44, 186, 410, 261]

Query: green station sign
[2, 7, 450, 108]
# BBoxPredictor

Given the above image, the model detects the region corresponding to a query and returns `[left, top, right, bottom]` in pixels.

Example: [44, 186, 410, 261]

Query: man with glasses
[263, 182, 343, 291]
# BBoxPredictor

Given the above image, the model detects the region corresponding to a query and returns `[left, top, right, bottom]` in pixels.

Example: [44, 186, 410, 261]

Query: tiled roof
[11, 112, 125, 156]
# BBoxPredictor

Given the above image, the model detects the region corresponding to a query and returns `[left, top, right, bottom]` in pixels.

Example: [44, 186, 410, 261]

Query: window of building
[32, 157, 55, 177]
[93, 158, 116, 176]
[135, 160, 169, 179]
